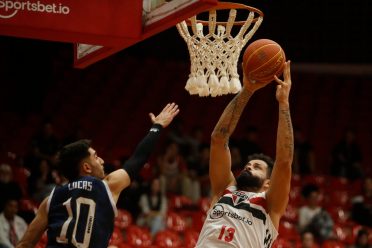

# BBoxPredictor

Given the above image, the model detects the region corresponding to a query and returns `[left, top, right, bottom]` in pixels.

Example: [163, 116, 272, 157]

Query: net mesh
[176, 7, 263, 97]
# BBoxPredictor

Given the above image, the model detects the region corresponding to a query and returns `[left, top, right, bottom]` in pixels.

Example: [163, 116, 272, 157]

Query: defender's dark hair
[57, 139, 92, 181]
[247, 153, 274, 178]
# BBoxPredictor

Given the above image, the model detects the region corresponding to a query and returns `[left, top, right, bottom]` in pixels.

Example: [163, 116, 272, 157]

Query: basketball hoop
[176, 2, 264, 97]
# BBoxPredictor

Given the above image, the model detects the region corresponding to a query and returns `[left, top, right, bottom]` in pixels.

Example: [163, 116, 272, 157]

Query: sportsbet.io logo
[210, 204, 225, 219]
[0, 0, 70, 19]
[210, 204, 253, 225]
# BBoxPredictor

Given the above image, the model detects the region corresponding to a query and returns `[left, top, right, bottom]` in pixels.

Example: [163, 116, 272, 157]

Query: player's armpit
[104, 169, 131, 202]
[16, 198, 48, 248]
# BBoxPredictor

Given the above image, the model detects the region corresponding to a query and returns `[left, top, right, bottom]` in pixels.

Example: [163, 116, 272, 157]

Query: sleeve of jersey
[122, 124, 163, 180]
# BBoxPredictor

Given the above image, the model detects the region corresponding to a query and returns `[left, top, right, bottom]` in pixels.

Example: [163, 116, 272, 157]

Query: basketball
[242, 39, 286, 83]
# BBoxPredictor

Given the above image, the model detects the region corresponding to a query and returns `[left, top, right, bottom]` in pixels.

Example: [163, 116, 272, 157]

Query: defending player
[196, 61, 293, 247]
[16, 103, 179, 248]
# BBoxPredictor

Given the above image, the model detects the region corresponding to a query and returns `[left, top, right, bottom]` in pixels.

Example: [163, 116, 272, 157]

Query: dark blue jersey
[46, 176, 117, 248]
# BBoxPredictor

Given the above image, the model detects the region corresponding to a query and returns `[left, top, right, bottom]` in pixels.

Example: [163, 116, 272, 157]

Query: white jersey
[196, 186, 278, 248]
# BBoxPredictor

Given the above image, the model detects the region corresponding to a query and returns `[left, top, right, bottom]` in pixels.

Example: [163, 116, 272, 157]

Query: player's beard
[236, 170, 264, 191]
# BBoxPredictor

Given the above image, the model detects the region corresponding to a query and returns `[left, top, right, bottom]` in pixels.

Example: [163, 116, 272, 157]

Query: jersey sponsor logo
[218, 196, 267, 224]
[210, 204, 253, 225]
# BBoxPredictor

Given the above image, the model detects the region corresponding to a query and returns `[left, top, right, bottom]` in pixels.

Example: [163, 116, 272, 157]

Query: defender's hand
[149, 103, 180, 128]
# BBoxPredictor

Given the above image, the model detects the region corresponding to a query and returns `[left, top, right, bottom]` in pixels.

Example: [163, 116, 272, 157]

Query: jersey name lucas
[67, 180, 93, 191]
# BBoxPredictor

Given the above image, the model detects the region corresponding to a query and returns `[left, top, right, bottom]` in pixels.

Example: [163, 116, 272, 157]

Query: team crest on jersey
[231, 191, 248, 205]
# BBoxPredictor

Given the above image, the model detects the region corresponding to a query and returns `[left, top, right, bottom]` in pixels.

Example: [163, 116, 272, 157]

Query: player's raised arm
[105, 103, 179, 201]
[266, 61, 294, 228]
[16, 198, 48, 248]
[210, 75, 272, 203]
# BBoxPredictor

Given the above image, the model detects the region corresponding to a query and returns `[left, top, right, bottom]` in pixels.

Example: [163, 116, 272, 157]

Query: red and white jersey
[196, 186, 278, 248]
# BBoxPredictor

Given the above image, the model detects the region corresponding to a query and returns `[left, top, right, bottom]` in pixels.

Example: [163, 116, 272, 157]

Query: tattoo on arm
[280, 109, 294, 156]
[213, 89, 253, 141]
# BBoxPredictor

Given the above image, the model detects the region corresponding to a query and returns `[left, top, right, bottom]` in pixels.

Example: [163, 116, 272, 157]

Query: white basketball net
[176, 8, 263, 97]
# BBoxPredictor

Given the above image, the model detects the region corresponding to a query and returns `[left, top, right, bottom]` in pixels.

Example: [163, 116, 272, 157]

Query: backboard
[0, 0, 217, 68]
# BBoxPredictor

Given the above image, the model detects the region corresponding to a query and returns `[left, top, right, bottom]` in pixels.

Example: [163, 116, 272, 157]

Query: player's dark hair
[57, 139, 92, 181]
[247, 153, 274, 178]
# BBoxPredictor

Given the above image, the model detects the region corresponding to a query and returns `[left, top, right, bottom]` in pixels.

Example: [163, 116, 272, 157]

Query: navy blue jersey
[46, 176, 117, 248]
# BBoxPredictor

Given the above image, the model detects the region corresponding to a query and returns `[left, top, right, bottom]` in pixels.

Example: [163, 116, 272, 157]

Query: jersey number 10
[56, 197, 96, 247]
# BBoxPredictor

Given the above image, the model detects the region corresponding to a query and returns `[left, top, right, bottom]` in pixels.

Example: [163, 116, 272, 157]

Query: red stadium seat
[166, 212, 187, 233]
[154, 230, 182, 248]
[321, 240, 345, 248]
[333, 223, 362, 245]
[35, 231, 48, 248]
[126, 225, 153, 247]
[168, 195, 194, 211]
[19, 198, 38, 214]
[272, 237, 292, 248]
[198, 197, 211, 213]
[303, 175, 327, 188]
[324, 190, 351, 209]
[291, 174, 302, 187]
[282, 204, 299, 224]
[289, 186, 303, 207]
[278, 221, 301, 243]
[327, 177, 350, 191]
[190, 211, 207, 232]
[183, 229, 200, 248]
[114, 209, 133, 230]
[109, 228, 125, 247]
[326, 207, 351, 225]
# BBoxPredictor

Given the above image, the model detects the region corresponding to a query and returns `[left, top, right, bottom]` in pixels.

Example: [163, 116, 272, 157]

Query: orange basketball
[242, 39, 286, 83]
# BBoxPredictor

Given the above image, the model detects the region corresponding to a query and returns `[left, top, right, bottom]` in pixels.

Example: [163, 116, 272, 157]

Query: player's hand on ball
[274, 60, 292, 104]
[243, 72, 273, 93]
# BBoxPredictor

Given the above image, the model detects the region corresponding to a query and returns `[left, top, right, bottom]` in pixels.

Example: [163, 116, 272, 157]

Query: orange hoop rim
[185, 2, 264, 26]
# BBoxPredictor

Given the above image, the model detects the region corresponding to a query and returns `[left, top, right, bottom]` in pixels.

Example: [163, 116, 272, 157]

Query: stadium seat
[326, 207, 350, 225]
[282, 204, 299, 224]
[321, 240, 345, 248]
[168, 195, 194, 211]
[333, 223, 362, 245]
[166, 212, 187, 233]
[272, 237, 292, 248]
[190, 211, 207, 232]
[114, 209, 133, 230]
[324, 190, 351, 209]
[154, 230, 182, 248]
[35, 231, 48, 248]
[303, 175, 327, 188]
[327, 177, 350, 191]
[278, 221, 301, 243]
[126, 225, 153, 247]
[198, 196, 211, 213]
[109, 228, 125, 247]
[183, 229, 200, 248]
[291, 174, 302, 187]
[289, 186, 303, 207]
